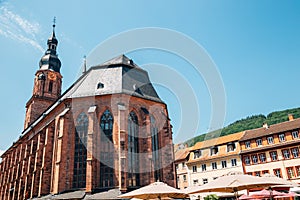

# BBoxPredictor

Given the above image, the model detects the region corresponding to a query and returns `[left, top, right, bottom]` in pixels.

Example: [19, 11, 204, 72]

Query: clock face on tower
[48, 72, 56, 80]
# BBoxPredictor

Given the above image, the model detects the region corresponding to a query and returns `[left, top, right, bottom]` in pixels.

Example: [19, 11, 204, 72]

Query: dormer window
[279, 133, 285, 142]
[267, 136, 274, 144]
[227, 142, 236, 152]
[193, 150, 201, 159]
[256, 138, 262, 147]
[97, 82, 104, 89]
[292, 131, 299, 139]
[211, 146, 218, 155]
[245, 141, 251, 149]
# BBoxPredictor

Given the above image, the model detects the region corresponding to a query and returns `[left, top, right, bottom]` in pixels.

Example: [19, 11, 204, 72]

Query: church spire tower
[24, 18, 63, 129]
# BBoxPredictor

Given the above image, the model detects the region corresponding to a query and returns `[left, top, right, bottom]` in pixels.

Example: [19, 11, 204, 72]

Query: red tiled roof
[192, 131, 245, 150]
[240, 118, 300, 141]
[174, 148, 191, 161]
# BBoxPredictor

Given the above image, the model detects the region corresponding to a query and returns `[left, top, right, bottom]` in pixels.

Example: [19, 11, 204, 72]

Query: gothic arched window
[100, 109, 114, 188]
[128, 111, 140, 187]
[73, 112, 88, 189]
[151, 115, 161, 181]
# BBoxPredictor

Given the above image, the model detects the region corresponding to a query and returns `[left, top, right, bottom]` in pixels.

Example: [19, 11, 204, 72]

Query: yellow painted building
[186, 132, 245, 186]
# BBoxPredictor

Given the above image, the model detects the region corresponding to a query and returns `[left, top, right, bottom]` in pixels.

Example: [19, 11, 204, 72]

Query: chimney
[263, 123, 269, 129]
[288, 114, 294, 121]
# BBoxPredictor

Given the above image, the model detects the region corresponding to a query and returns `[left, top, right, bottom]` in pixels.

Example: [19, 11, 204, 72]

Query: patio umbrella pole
[234, 188, 238, 200]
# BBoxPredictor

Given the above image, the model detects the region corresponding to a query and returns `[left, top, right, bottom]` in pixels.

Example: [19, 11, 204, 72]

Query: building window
[256, 138, 262, 147]
[270, 151, 278, 161]
[245, 141, 251, 149]
[292, 131, 299, 139]
[182, 162, 185, 169]
[203, 178, 208, 184]
[97, 82, 104, 89]
[127, 111, 140, 187]
[267, 136, 274, 144]
[100, 109, 114, 188]
[262, 170, 269, 175]
[202, 164, 206, 171]
[211, 147, 218, 155]
[227, 143, 235, 152]
[231, 158, 237, 167]
[192, 165, 197, 173]
[274, 169, 282, 178]
[183, 175, 187, 182]
[73, 113, 88, 189]
[286, 167, 295, 179]
[259, 153, 266, 163]
[282, 149, 291, 159]
[291, 147, 299, 158]
[255, 171, 261, 177]
[212, 162, 217, 170]
[193, 179, 199, 185]
[295, 166, 300, 177]
[151, 115, 161, 181]
[244, 156, 251, 165]
[221, 160, 227, 168]
[194, 150, 201, 159]
[251, 154, 258, 164]
[279, 133, 286, 142]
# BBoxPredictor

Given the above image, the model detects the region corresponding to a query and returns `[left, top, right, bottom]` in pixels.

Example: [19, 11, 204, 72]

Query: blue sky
[0, 0, 300, 151]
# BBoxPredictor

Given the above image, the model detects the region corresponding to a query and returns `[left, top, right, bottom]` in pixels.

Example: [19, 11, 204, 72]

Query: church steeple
[39, 17, 61, 73]
[24, 19, 63, 129]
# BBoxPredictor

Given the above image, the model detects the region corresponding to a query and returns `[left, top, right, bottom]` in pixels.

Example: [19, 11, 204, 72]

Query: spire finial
[53, 17, 56, 28]
[83, 55, 87, 74]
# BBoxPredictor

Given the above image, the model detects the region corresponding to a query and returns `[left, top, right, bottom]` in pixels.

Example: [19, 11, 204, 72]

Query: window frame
[251, 154, 258, 164]
[259, 153, 266, 163]
[256, 138, 262, 147]
[291, 147, 299, 158]
[282, 149, 291, 159]
[292, 131, 299, 139]
[279, 133, 286, 142]
[231, 158, 237, 167]
[221, 160, 227, 168]
[192, 165, 197, 173]
[273, 168, 282, 178]
[212, 162, 217, 170]
[244, 156, 251, 165]
[201, 164, 207, 172]
[267, 136, 274, 144]
[245, 141, 251, 149]
[270, 151, 278, 161]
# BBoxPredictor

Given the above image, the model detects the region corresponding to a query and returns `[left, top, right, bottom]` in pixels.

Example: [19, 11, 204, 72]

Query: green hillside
[185, 107, 300, 147]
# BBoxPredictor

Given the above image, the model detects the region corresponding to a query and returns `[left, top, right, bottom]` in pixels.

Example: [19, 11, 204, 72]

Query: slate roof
[19, 54, 163, 137]
[240, 118, 300, 141]
[62, 54, 162, 102]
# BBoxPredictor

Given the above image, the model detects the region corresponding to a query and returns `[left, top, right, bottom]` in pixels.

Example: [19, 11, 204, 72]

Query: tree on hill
[184, 107, 300, 147]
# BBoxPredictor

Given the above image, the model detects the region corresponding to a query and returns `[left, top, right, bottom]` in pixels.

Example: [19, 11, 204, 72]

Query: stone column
[86, 106, 97, 193]
[117, 104, 127, 192]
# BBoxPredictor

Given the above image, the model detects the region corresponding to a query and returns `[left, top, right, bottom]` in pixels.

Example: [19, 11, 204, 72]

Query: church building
[0, 23, 176, 200]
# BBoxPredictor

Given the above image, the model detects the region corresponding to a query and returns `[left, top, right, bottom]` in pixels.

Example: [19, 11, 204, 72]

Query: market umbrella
[261, 174, 299, 188]
[239, 194, 259, 200]
[274, 192, 300, 198]
[187, 172, 276, 194]
[187, 172, 288, 199]
[250, 189, 286, 198]
[118, 181, 188, 199]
